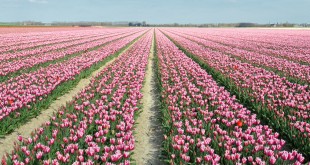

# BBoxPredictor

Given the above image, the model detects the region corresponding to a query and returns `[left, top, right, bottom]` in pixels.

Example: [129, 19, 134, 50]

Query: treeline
[150, 22, 310, 27]
[1, 21, 309, 27]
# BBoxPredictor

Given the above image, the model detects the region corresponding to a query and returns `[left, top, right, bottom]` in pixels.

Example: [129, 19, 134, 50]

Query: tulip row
[0, 31, 93, 54]
[203, 32, 310, 65]
[0, 29, 148, 135]
[0, 29, 136, 62]
[3, 30, 153, 165]
[161, 29, 310, 158]
[0, 29, 108, 53]
[0, 27, 85, 36]
[0, 32, 107, 60]
[0, 30, 69, 47]
[0, 27, 83, 35]
[0, 29, 142, 77]
[169, 28, 310, 64]
[165, 29, 310, 84]
[154, 30, 305, 164]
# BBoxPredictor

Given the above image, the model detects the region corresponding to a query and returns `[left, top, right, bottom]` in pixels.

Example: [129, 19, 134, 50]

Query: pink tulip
[36, 151, 43, 159]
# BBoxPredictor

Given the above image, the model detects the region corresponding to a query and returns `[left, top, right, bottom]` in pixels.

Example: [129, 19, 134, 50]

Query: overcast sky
[0, 0, 309, 24]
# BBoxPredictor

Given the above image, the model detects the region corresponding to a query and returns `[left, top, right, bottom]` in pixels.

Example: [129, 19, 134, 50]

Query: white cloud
[28, 0, 48, 3]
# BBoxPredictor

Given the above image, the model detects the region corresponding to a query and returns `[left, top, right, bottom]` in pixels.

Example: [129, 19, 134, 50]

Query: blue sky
[0, 0, 309, 24]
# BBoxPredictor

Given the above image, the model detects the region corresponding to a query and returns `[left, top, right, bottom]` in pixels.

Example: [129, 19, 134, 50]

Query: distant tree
[238, 23, 256, 27]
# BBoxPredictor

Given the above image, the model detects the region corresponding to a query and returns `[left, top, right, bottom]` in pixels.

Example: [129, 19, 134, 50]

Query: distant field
[254, 27, 310, 30]
[0, 27, 309, 164]
[0, 26, 103, 34]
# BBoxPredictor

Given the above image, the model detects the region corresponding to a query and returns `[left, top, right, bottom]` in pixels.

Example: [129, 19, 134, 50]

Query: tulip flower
[36, 151, 43, 159]
[236, 120, 243, 127]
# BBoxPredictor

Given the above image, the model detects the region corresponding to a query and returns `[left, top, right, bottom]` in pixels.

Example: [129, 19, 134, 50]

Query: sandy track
[133, 34, 164, 165]
[0, 38, 139, 159]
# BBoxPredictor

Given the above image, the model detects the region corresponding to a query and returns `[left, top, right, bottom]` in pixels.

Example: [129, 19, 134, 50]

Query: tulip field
[0, 27, 310, 164]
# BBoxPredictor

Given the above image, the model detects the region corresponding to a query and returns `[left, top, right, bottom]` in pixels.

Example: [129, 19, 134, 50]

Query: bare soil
[133, 36, 164, 165]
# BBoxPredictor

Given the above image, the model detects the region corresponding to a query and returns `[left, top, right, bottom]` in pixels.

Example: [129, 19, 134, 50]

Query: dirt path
[133, 34, 164, 165]
[0, 39, 139, 159]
